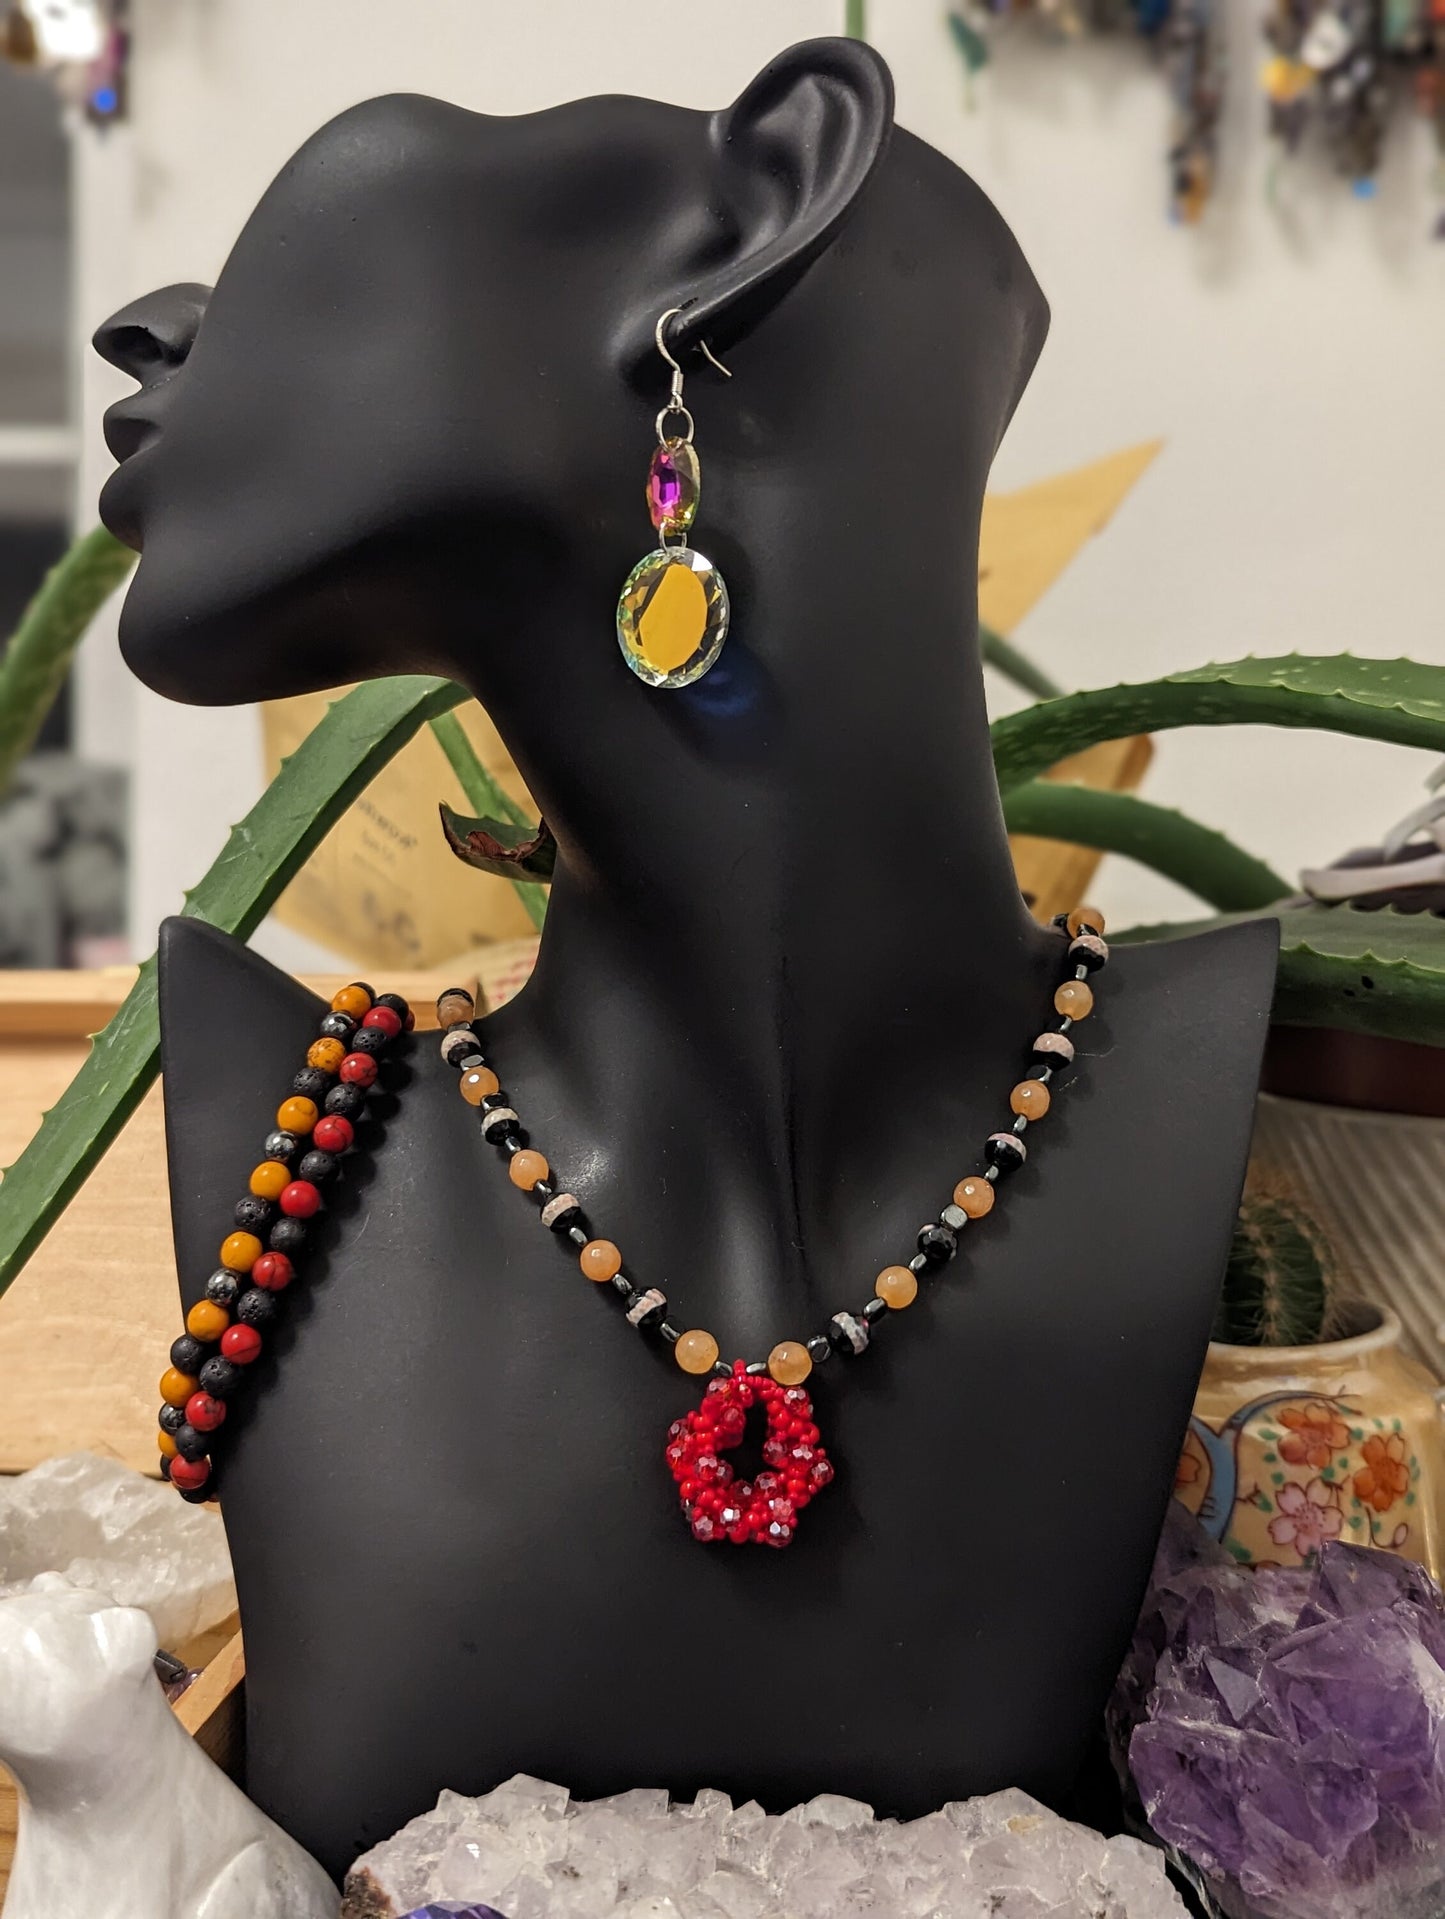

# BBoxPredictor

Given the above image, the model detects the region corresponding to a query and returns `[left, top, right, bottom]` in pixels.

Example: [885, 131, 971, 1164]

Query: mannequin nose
[93, 283, 212, 384]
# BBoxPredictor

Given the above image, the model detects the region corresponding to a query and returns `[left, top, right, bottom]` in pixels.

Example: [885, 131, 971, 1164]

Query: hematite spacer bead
[745, 1361, 769, 1377]
[986, 1131, 1028, 1174]
[712, 1360, 733, 1378]
[169, 1333, 208, 1375]
[158, 1404, 186, 1437]
[205, 1268, 241, 1307]
[197, 1356, 244, 1398]
[324, 1083, 367, 1121]
[625, 1287, 668, 1330]
[348, 1025, 388, 1059]
[566, 1223, 590, 1248]
[233, 1195, 275, 1235]
[174, 1423, 209, 1463]
[1074, 962, 1090, 981]
[500, 1133, 525, 1156]
[828, 1311, 870, 1356]
[541, 1193, 582, 1230]
[318, 1012, 355, 1043]
[1031, 1031, 1075, 1071]
[263, 1129, 300, 1163]
[292, 1066, 332, 1102]
[917, 1222, 957, 1266]
[806, 1333, 833, 1366]
[908, 1252, 930, 1275]
[1031, 1066, 1054, 1086]
[479, 1091, 509, 1111]
[1012, 1115, 1029, 1136]
[610, 1271, 634, 1297]
[440, 1028, 479, 1067]
[269, 1217, 309, 1256]
[862, 1297, 888, 1325]
[660, 1322, 683, 1344]
[236, 1288, 278, 1329]
[1070, 933, 1109, 971]
[479, 1107, 521, 1142]
[940, 1204, 968, 1233]
[458, 1054, 487, 1074]
[298, 1149, 338, 1184]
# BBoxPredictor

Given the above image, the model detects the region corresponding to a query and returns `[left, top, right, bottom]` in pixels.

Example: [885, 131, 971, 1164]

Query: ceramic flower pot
[1175, 1301, 1445, 1581]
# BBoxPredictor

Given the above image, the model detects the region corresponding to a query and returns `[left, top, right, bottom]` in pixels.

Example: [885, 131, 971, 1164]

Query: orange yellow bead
[159, 1367, 198, 1409]
[331, 983, 373, 1019]
[249, 1159, 291, 1200]
[580, 1238, 622, 1283]
[767, 1341, 812, 1385]
[158, 1430, 178, 1461]
[460, 1066, 500, 1106]
[1010, 1079, 1051, 1119]
[953, 1176, 995, 1219]
[1054, 979, 1095, 1021]
[509, 1149, 550, 1191]
[276, 1095, 318, 1135]
[307, 1037, 346, 1074]
[219, 1231, 263, 1273]
[876, 1265, 919, 1310]
[1067, 905, 1105, 937]
[186, 1299, 231, 1342]
[675, 1329, 720, 1375]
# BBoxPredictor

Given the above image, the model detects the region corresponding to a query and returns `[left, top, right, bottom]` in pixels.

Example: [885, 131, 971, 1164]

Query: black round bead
[373, 992, 410, 1020]
[178, 1483, 214, 1505]
[324, 1082, 367, 1121]
[292, 1066, 332, 1102]
[233, 1195, 275, 1234]
[197, 1356, 243, 1398]
[158, 1453, 172, 1481]
[349, 980, 376, 1001]
[298, 1149, 338, 1183]
[348, 1025, 388, 1058]
[263, 1129, 299, 1163]
[270, 1216, 310, 1256]
[236, 1287, 279, 1328]
[169, 1333, 208, 1374]
[916, 1222, 957, 1266]
[158, 1404, 186, 1436]
[318, 1012, 355, 1042]
[205, 1268, 241, 1308]
[174, 1423, 210, 1463]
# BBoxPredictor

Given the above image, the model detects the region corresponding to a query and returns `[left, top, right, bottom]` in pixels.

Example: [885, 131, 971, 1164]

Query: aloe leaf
[1001, 781, 1287, 911]
[0, 526, 135, 797]
[980, 624, 1061, 703]
[0, 674, 467, 1298]
[991, 655, 1445, 794]
[429, 709, 549, 931]
[1120, 903, 1445, 1047]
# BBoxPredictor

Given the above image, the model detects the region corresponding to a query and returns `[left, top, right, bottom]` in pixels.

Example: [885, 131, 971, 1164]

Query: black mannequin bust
[94, 39, 1276, 1880]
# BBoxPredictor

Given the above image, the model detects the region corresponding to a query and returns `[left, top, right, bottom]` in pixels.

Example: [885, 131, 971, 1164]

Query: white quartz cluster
[0, 1452, 236, 1647]
[344, 1772, 1188, 1919]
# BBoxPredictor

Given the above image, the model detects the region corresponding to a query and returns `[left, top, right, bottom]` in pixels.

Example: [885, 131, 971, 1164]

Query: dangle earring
[615, 307, 732, 690]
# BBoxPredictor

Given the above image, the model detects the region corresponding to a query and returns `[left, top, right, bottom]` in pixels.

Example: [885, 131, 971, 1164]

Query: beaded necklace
[437, 906, 1108, 1550]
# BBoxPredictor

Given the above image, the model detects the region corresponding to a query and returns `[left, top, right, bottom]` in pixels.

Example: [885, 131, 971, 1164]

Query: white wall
[73, 0, 1445, 952]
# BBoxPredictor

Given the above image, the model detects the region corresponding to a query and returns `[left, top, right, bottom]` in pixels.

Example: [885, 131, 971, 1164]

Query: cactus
[1214, 1187, 1342, 1348]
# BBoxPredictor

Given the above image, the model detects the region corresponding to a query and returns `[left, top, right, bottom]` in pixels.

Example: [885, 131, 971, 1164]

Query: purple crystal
[400, 1905, 509, 1919]
[1111, 1501, 1445, 1918]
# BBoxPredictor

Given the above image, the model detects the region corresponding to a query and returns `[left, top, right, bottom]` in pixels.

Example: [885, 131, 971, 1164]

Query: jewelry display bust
[94, 38, 1276, 1880]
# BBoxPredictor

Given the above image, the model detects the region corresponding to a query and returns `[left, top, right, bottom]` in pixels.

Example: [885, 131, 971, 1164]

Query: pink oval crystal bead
[647, 440, 701, 532]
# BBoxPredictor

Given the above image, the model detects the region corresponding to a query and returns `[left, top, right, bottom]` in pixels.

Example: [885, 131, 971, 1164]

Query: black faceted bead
[169, 1333, 208, 1374]
[862, 1297, 888, 1324]
[298, 1149, 338, 1184]
[233, 1195, 275, 1235]
[159, 1403, 186, 1436]
[263, 1129, 299, 1163]
[348, 1025, 388, 1058]
[806, 1333, 833, 1366]
[270, 1216, 309, 1256]
[318, 1012, 355, 1042]
[292, 1066, 332, 1102]
[374, 992, 410, 1020]
[986, 1132, 1028, 1175]
[205, 1268, 241, 1308]
[236, 1287, 279, 1328]
[324, 1082, 367, 1120]
[174, 1423, 210, 1463]
[916, 1222, 957, 1266]
[197, 1356, 244, 1398]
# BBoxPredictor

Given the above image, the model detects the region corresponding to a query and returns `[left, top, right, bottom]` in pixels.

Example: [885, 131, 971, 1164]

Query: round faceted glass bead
[459, 1066, 500, 1106]
[1067, 904, 1105, 937]
[953, 1176, 995, 1218]
[876, 1265, 919, 1309]
[1010, 1079, 1051, 1119]
[1055, 979, 1095, 1021]
[767, 1341, 812, 1386]
[647, 440, 701, 532]
[675, 1329, 720, 1375]
[616, 547, 729, 689]
[579, 1239, 622, 1283]
[509, 1149, 549, 1191]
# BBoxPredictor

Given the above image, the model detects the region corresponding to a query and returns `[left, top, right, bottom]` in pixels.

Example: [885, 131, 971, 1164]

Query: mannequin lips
[101, 394, 162, 464]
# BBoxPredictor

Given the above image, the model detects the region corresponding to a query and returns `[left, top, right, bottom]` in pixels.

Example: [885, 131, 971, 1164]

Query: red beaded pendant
[665, 1361, 834, 1548]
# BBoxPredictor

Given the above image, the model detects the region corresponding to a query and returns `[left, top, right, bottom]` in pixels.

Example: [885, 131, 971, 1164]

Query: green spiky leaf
[991, 655, 1445, 794]
[439, 802, 558, 885]
[429, 709, 548, 931]
[0, 674, 468, 1298]
[980, 624, 1061, 702]
[1001, 781, 1287, 910]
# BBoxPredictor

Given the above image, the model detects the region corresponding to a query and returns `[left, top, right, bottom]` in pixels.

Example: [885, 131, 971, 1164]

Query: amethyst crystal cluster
[1112, 1501, 1445, 1919]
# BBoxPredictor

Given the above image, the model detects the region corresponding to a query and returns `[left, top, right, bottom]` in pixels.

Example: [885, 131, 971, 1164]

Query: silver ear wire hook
[654, 307, 733, 445]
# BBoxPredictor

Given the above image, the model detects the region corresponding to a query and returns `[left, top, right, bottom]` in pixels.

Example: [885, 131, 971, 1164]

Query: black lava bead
[916, 1222, 957, 1266]
[233, 1195, 276, 1234]
[158, 1454, 172, 1481]
[348, 980, 376, 1001]
[269, 1216, 309, 1256]
[178, 1484, 213, 1505]
[297, 1149, 338, 1184]
[324, 1082, 367, 1121]
[236, 1287, 279, 1328]
[159, 1404, 186, 1436]
[205, 1268, 241, 1308]
[292, 1066, 332, 1102]
[197, 1356, 244, 1398]
[174, 1423, 209, 1463]
[348, 1025, 388, 1058]
[169, 1333, 208, 1374]
[263, 1129, 299, 1163]
[318, 1012, 355, 1042]
[374, 992, 410, 1020]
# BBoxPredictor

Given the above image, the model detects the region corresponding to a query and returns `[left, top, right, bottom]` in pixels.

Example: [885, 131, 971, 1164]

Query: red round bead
[169, 1455, 211, 1492]
[312, 1114, 354, 1154]
[339, 1051, 378, 1087]
[279, 1179, 322, 1219]
[250, 1251, 294, 1291]
[404, 1009, 416, 1031]
[220, 1323, 263, 1364]
[361, 1005, 403, 1039]
[184, 1392, 227, 1433]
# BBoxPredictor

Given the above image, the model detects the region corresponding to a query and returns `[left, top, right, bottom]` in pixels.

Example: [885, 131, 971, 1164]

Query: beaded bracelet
[156, 981, 413, 1501]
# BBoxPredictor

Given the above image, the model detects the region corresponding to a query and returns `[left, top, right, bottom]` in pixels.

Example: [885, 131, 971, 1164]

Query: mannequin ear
[674, 36, 894, 356]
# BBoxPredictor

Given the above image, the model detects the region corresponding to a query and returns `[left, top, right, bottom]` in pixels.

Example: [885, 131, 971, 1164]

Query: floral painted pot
[1175, 1301, 1445, 1581]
